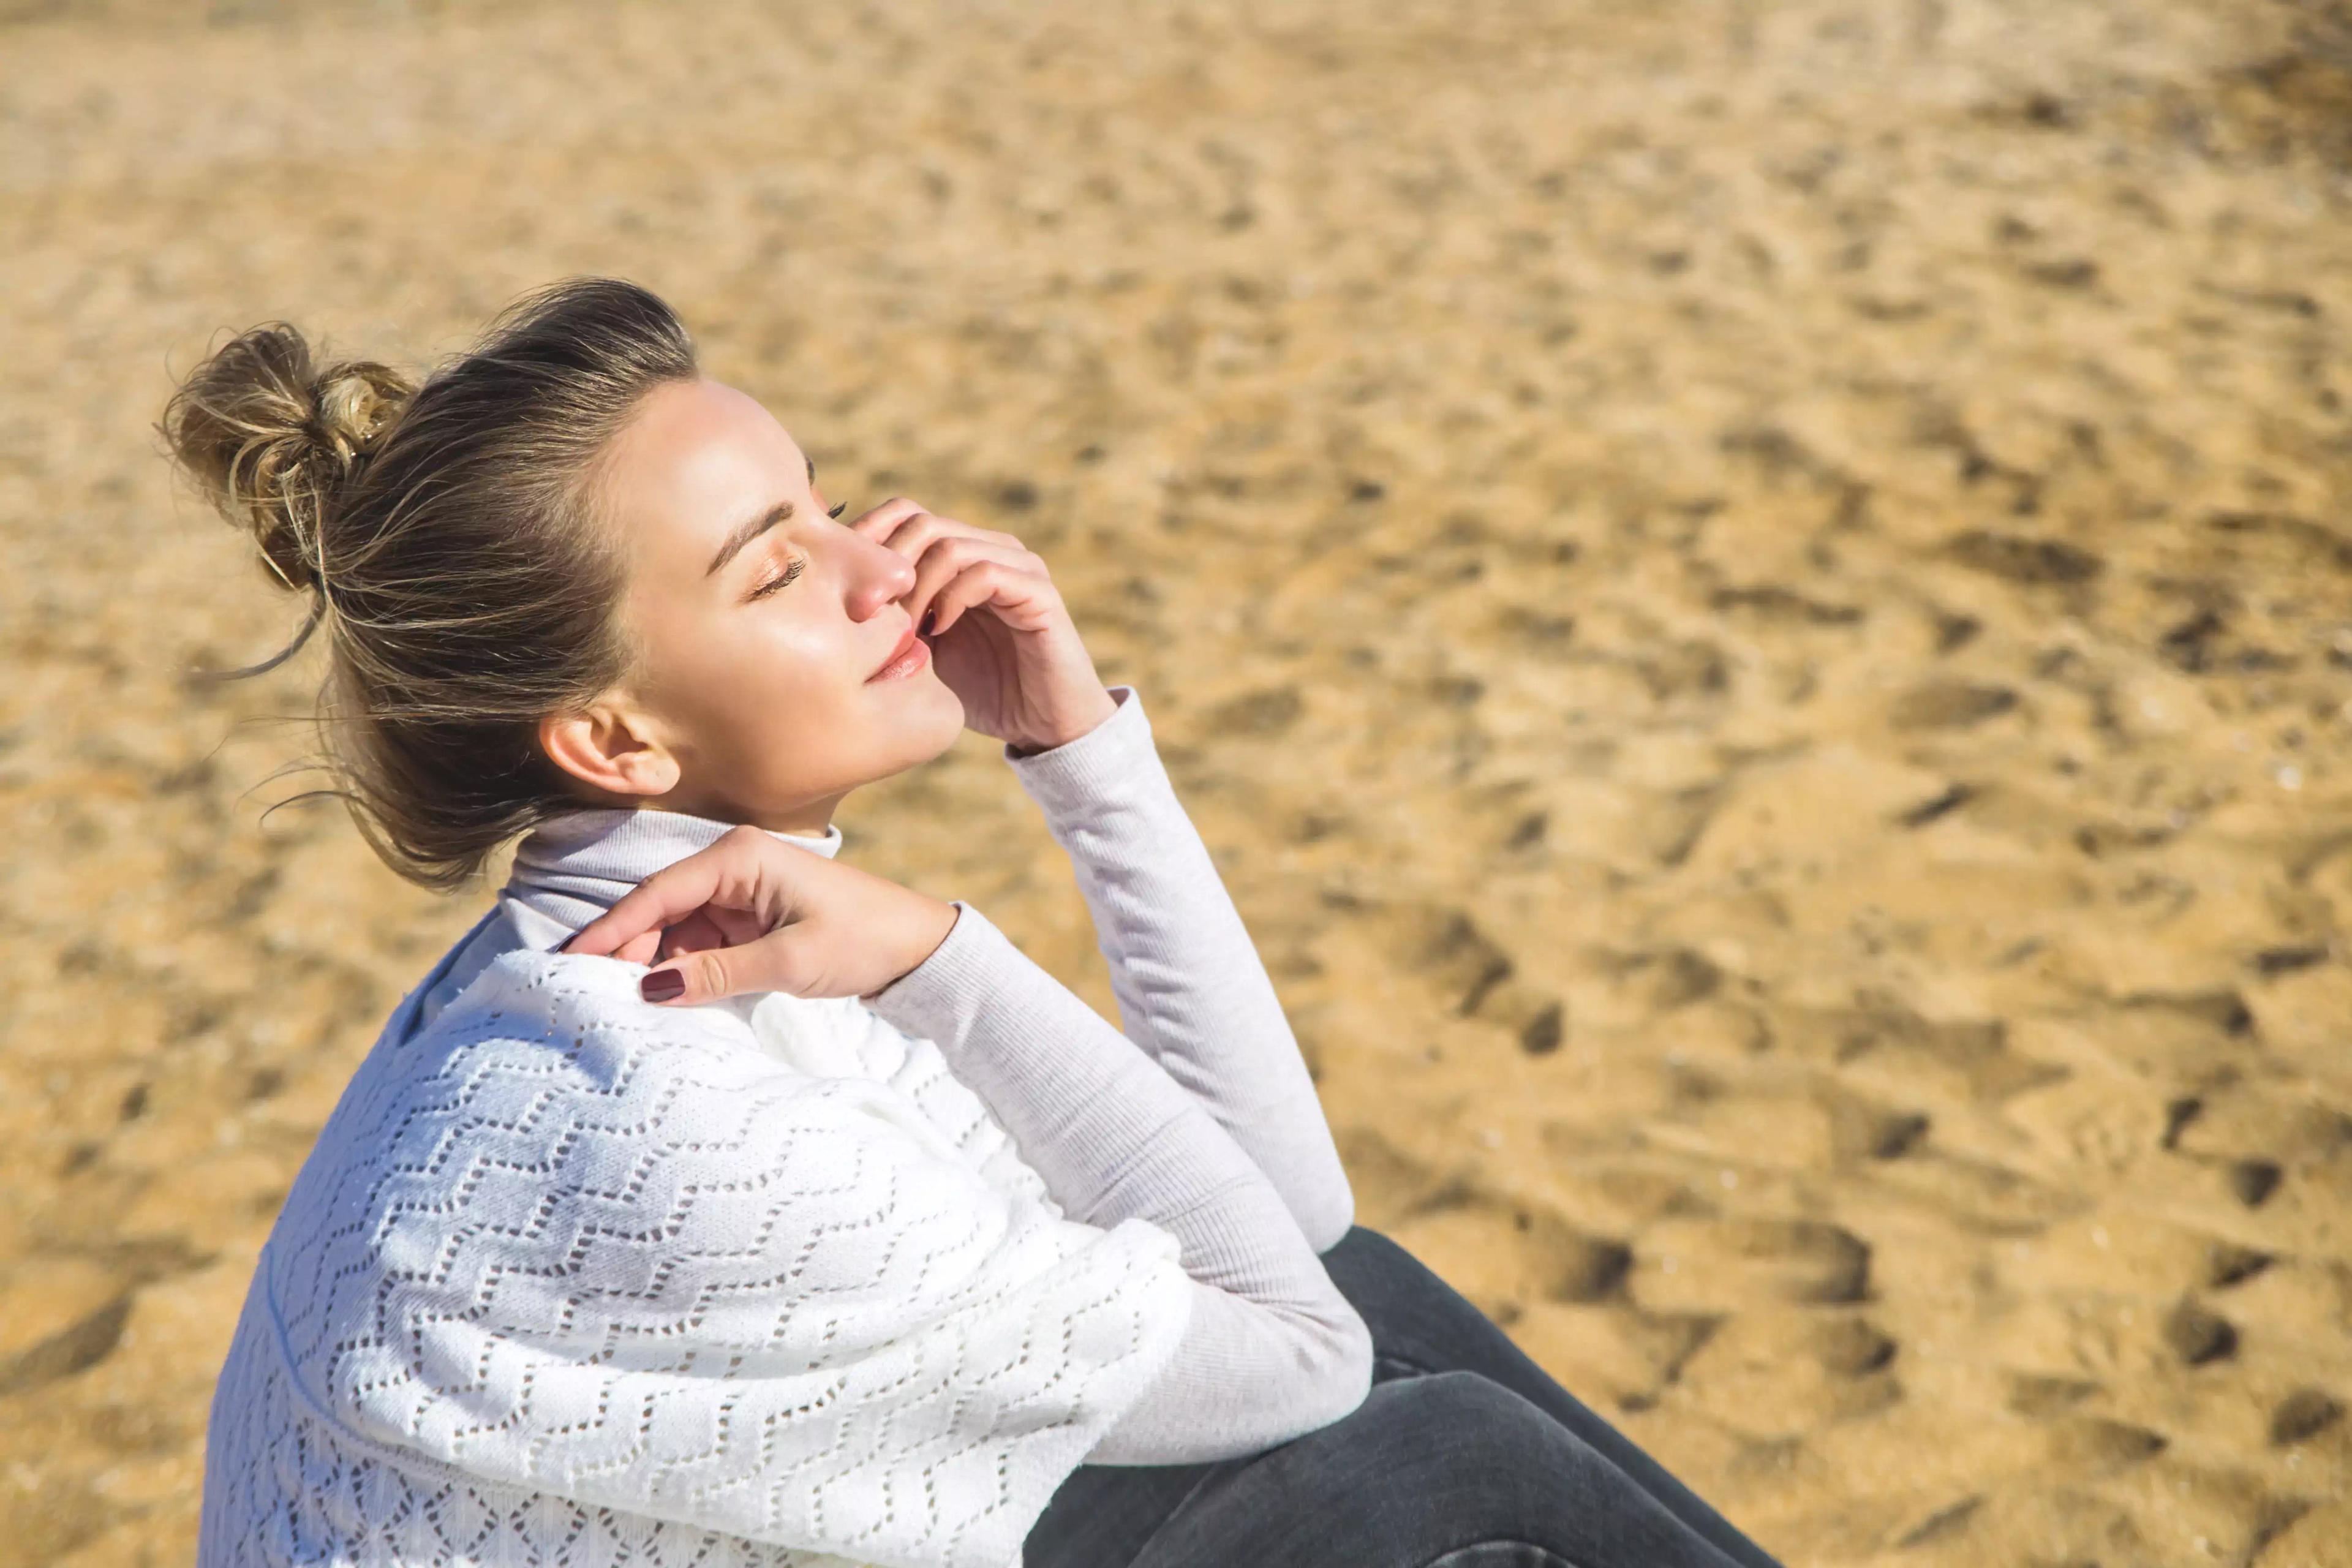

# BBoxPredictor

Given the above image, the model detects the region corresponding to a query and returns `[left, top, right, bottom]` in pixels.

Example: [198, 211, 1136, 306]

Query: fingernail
[921, 608, 937, 635]
[641, 969, 686, 1002]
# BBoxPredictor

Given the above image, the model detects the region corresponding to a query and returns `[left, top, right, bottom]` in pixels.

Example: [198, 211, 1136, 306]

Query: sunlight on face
[592, 377, 967, 830]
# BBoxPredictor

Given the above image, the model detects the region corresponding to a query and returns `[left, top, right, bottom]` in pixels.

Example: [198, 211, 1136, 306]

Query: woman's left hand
[845, 497, 1118, 754]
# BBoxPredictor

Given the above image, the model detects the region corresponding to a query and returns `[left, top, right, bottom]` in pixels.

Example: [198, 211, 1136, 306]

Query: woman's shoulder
[273, 950, 864, 1239]
[264, 948, 956, 1335]
[395, 944, 875, 1114]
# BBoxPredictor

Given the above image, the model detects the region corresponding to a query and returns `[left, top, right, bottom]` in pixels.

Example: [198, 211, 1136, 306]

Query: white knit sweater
[195, 684, 1366, 1568]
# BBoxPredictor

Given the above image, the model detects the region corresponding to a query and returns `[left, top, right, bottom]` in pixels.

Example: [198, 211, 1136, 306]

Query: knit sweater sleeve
[262, 950, 1196, 1568]
[998, 684, 1355, 1252]
[861, 901, 1372, 1466]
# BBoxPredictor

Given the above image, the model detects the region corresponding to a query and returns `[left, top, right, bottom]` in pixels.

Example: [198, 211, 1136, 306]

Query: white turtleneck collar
[399, 807, 843, 1042]
[503, 807, 843, 931]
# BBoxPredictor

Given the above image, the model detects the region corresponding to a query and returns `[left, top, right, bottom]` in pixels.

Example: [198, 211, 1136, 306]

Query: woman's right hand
[561, 824, 962, 1005]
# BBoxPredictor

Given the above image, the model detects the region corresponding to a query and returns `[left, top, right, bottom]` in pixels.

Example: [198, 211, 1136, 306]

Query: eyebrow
[706, 499, 794, 578]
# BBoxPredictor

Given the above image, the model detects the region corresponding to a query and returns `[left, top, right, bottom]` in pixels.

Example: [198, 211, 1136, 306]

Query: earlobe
[538, 704, 679, 801]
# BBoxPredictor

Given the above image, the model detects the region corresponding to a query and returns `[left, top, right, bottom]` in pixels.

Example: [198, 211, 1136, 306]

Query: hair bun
[160, 322, 416, 596]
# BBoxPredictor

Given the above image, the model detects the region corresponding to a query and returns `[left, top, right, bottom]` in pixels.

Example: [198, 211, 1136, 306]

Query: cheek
[660, 607, 849, 729]
[710, 611, 870, 719]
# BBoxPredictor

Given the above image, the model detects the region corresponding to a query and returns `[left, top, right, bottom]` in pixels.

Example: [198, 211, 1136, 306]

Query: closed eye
[748, 555, 806, 601]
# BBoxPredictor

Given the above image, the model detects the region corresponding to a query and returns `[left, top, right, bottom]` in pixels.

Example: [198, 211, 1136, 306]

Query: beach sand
[2, 1, 2348, 1562]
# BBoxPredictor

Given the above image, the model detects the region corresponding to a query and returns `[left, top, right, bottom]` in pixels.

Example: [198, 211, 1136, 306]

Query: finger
[872, 505, 958, 568]
[654, 908, 731, 963]
[846, 496, 929, 546]
[640, 932, 809, 1006]
[653, 905, 771, 961]
[904, 512, 1028, 553]
[564, 857, 729, 956]
[906, 539, 1044, 633]
[614, 929, 665, 967]
[707, 903, 773, 946]
[640, 944, 741, 1006]
[562, 829, 777, 956]
[927, 557, 1063, 636]
[855, 500, 1029, 561]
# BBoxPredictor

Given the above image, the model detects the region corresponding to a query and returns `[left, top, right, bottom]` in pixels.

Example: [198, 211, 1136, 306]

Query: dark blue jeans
[1027, 1227, 1785, 1568]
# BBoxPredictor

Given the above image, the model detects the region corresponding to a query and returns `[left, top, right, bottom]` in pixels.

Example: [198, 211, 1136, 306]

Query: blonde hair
[159, 277, 699, 890]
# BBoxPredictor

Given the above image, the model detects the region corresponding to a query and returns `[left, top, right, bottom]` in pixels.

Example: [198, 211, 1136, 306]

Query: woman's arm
[281, 948, 1207, 1567]
[812, 499, 1352, 1248]
[865, 898, 1373, 1464]
[1000, 684, 1355, 1251]
[559, 815, 1370, 1466]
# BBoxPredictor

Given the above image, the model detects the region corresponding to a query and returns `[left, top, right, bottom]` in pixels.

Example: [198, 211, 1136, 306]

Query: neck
[650, 786, 848, 840]
[562, 785, 846, 841]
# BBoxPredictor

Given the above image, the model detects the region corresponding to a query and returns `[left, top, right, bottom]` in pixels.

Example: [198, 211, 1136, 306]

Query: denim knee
[1129, 1372, 1742, 1568]
[1301, 1373, 1723, 1568]
[1265, 1372, 1578, 1521]
[1319, 1223, 1422, 1280]
[1424, 1547, 1577, 1568]
[1380, 1371, 1574, 1475]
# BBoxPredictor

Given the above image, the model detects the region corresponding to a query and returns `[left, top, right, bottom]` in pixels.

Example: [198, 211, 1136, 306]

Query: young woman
[164, 277, 1783, 1568]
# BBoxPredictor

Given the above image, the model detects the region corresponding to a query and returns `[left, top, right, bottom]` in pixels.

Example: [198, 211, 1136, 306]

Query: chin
[889, 674, 969, 760]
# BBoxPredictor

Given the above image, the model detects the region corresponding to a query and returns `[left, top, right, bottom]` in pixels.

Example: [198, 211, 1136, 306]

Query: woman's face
[576, 375, 967, 831]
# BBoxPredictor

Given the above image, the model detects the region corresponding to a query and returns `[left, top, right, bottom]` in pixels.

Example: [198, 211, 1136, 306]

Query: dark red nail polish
[641, 970, 685, 1002]
[921, 608, 937, 635]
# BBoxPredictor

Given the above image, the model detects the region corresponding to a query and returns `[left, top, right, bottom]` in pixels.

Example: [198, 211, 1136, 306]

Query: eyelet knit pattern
[195, 948, 1193, 1568]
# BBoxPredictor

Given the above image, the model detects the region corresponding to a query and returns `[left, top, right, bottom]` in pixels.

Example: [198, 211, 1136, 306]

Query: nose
[838, 527, 918, 620]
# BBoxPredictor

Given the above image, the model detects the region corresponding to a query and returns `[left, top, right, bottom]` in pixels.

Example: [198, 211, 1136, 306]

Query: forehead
[603, 378, 806, 533]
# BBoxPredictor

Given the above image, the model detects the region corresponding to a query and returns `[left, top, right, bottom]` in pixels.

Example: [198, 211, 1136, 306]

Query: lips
[867, 621, 927, 682]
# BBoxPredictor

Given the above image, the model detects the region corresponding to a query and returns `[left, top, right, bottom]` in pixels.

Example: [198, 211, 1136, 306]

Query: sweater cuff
[861, 899, 1007, 1042]
[1004, 684, 1168, 819]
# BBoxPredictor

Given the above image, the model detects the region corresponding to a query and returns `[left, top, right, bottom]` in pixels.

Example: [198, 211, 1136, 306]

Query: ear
[539, 699, 681, 801]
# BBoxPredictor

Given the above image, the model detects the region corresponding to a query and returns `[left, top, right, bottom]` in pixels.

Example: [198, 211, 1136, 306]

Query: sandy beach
[2, 1, 2348, 1562]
